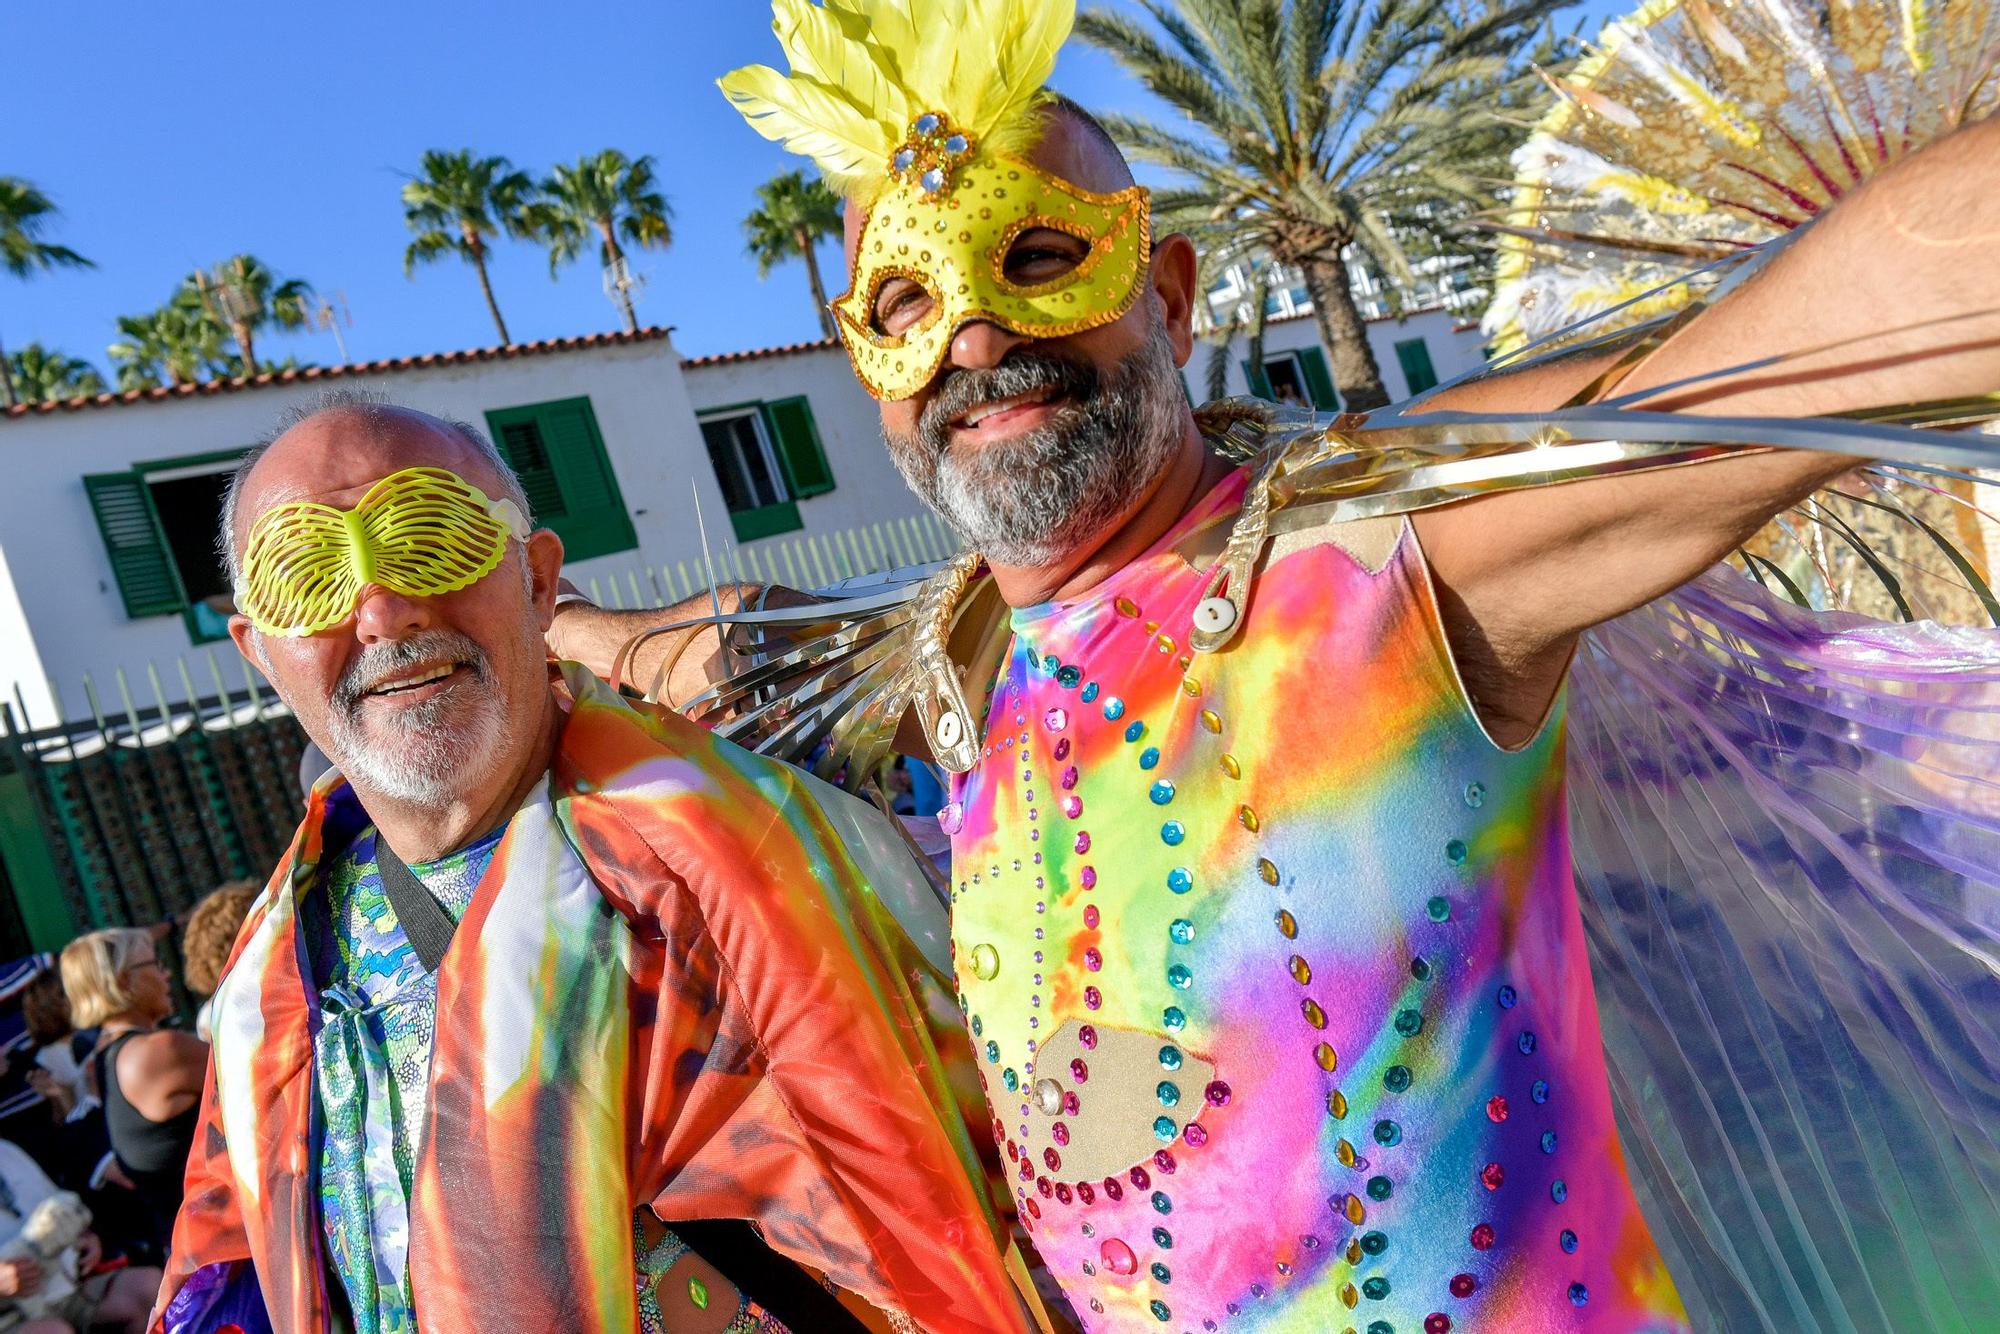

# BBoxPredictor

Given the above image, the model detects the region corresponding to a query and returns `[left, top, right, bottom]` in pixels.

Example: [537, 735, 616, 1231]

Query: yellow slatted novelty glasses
[720, 0, 1149, 402]
[236, 467, 531, 637]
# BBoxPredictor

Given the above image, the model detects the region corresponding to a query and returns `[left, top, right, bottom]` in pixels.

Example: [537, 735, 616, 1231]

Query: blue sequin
[1497, 984, 1518, 1009]
[1167, 867, 1193, 894]
[1163, 1006, 1186, 1030]
[1569, 1283, 1589, 1307]
[1161, 820, 1186, 846]
[1150, 1262, 1171, 1283]
[1153, 1227, 1173, 1248]
[984, 1040, 998, 1063]
[1167, 964, 1193, 989]
[1373, 1120, 1402, 1147]
[1150, 1300, 1172, 1322]
[1518, 1030, 1538, 1054]
[1551, 1178, 1568, 1203]
[1532, 1079, 1550, 1104]
[1056, 665, 1082, 688]
[1002, 1068, 1018, 1092]
[1559, 1228, 1578, 1254]
[1159, 1045, 1183, 1069]
[1124, 720, 1146, 743]
[1151, 1192, 1172, 1214]
[1153, 1115, 1177, 1142]
[1103, 698, 1126, 721]
[1042, 653, 1060, 674]
[1081, 682, 1100, 703]
[1168, 918, 1195, 944]
[1157, 1080, 1181, 1108]
[1541, 1130, 1558, 1154]
[1139, 746, 1160, 770]
[1150, 780, 1176, 805]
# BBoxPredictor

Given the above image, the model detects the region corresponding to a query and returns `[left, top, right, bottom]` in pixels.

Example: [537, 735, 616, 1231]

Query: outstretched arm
[1413, 113, 2000, 743]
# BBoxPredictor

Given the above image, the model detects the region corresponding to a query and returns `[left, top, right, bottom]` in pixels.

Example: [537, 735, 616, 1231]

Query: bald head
[220, 391, 528, 588]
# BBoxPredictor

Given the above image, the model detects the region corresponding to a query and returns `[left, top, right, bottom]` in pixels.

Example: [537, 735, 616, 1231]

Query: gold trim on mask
[833, 155, 1153, 401]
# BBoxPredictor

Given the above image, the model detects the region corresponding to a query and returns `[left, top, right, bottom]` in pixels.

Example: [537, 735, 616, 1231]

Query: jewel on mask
[891, 111, 976, 199]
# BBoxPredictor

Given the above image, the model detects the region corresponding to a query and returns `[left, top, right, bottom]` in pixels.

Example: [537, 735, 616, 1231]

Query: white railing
[575, 510, 962, 609]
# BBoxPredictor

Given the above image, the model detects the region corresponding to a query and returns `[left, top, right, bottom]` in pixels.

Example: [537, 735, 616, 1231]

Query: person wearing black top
[58, 932, 206, 1260]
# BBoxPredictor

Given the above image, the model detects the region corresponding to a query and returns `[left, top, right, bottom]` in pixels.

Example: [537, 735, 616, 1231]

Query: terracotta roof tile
[1, 326, 677, 418]
[680, 337, 840, 368]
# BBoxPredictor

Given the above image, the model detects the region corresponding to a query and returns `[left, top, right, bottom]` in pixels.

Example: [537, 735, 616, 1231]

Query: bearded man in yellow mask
[549, 0, 2000, 1329]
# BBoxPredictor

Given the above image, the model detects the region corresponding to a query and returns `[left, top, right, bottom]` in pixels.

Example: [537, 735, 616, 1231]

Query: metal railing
[575, 510, 960, 609]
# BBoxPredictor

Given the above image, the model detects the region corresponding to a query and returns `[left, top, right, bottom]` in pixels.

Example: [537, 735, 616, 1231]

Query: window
[1395, 337, 1440, 395]
[696, 396, 836, 543]
[85, 450, 250, 643]
[1242, 346, 1340, 411]
[483, 396, 637, 563]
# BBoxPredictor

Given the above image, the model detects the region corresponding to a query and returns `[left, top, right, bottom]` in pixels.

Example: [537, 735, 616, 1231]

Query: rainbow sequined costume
[943, 470, 1686, 1331]
[151, 665, 1028, 1334]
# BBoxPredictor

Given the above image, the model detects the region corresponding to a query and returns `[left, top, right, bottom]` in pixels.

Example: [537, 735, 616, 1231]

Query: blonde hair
[182, 881, 259, 995]
[60, 927, 157, 1029]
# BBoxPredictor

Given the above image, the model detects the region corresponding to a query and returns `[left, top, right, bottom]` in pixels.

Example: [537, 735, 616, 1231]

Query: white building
[0, 311, 1488, 727]
[0, 327, 931, 726]
[1197, 305, 1487, 407]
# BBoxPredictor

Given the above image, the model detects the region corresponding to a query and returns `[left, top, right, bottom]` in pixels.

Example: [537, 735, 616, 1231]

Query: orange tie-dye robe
[154, 664, 1025, 1334]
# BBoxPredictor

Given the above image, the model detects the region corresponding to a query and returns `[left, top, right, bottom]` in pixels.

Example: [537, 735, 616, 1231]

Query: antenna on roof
[295, 291, 353, 365]
[603, 256, 647, 322]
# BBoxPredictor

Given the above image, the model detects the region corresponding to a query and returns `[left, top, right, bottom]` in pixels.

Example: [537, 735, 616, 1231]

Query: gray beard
[278, 628, 506, 807]
[883, 311, 1187, 569]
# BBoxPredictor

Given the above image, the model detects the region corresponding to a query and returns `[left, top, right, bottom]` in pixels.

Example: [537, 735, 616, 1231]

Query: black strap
[374, 837, 458, 974]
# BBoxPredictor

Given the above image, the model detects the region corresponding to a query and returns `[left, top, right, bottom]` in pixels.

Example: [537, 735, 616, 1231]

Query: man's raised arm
[1410, 112, 2000, 743]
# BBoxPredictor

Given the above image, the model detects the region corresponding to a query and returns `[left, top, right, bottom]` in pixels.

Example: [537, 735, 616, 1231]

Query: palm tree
[0, 176, 94, 408]
[6, 342, 106, 403]
[1076, 0, 1570, 411]
[188, 255, 312, 374]
[523, 150, 673, 334]
[743, 170, 844, 340]
[108, 297, 224, 390]
[401, 149, 537, 344]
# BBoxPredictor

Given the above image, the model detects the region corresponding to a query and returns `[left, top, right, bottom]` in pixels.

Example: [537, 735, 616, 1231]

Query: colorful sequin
[948, 472, 1688, 1330]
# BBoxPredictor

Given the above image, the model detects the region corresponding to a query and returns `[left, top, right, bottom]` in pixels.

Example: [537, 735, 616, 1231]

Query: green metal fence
[0, 656, 305, 952]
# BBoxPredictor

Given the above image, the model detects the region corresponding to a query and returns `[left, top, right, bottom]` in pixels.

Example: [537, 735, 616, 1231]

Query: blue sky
[1, 0, 1622, 373]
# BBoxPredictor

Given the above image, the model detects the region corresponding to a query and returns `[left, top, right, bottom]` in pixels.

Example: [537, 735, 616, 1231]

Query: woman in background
[58, 932, 205, 1260]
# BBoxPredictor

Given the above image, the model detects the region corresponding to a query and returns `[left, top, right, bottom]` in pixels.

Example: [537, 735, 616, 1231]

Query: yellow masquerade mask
[834, 122, 1152, 401]
[236, 467, 530, 638]
[720, 0, 1139, 399]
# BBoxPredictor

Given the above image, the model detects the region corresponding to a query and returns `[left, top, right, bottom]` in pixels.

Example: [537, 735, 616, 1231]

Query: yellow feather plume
[720, 0, 1077, 202]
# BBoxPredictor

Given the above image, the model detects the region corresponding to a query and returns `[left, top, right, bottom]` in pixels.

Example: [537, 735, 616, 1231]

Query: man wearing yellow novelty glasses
[152, 394, 1032, 1334]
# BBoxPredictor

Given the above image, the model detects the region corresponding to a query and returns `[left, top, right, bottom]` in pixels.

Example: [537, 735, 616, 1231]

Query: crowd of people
[0, 884, 252, 1333]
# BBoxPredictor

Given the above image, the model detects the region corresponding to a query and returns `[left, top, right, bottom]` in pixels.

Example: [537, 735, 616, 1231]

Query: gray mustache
[919, 352, 1101, 449]
[331, 630, 490, 715]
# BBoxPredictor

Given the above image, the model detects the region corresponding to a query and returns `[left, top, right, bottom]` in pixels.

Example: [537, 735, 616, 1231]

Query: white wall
[1198, 306, 1488, 403]
[0, 335, 920, 723]
[680, 342, 928, 538]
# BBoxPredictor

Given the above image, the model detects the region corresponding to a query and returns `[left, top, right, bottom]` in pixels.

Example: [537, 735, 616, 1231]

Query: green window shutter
[730, 500, 804, 543]
[761, 396, 835, 499]
[485, 397, 637, 564]
[1395, 337, 1439, 395]
[84, 472, 185, 618]
[1240, 359, 1275, 399]
[1295, 347, 1342, 411]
